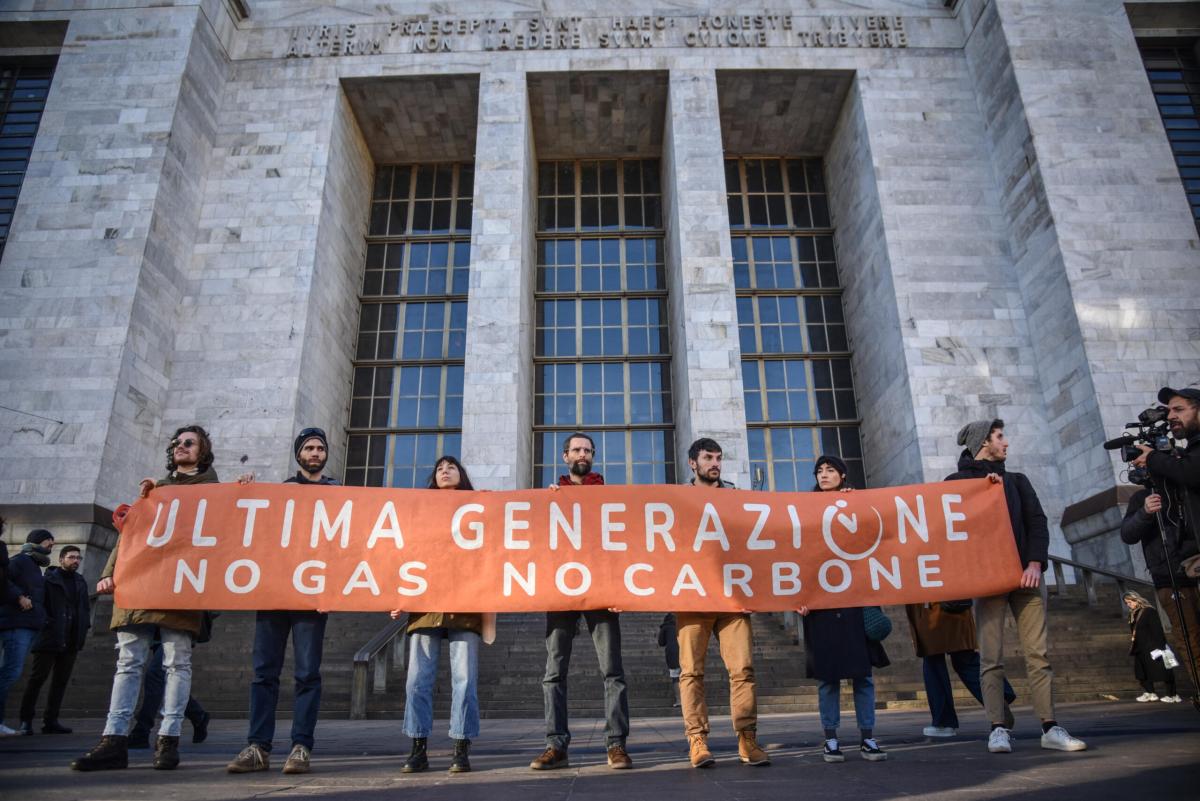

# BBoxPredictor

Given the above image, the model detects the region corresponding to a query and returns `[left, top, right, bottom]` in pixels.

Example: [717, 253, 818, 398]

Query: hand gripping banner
[113, 479, 1022, 612]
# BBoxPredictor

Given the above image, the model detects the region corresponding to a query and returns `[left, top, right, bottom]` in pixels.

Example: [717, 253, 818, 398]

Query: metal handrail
[350, 614, 408, 720]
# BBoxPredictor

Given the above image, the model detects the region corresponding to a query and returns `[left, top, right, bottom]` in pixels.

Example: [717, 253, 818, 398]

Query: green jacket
[103, 468, 218, 636]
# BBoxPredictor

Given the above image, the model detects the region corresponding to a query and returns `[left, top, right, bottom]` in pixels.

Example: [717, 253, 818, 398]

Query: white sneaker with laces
[987, 727, 1012, 753]
[1040, 725, 1087, 752]
[923, 726, 956, 738]
[1160, 695, 1182, 703]
[1135, 692, 1159, 702]
[0, 724, 18, 736]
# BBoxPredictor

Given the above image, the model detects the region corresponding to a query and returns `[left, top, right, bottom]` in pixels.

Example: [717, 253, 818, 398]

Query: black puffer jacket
[945, 452, 1049, 570]
[1121, 487, 1198, 589]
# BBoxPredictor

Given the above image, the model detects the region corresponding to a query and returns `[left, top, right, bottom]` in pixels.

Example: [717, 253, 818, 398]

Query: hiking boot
[191, 710, 210, 744]
[1040, 725, 1086, 752]
[42, 720, 73, 735]
[860, 738, 887, 762]
[607, 743, 632, 769]
[688, 734, 715, 768]
[987, 726, 1012, 754]
[449, 739, 471, 773]
[282, 744, 311, 774]
[154, 735, 180, 770]
[738, 728, 770, 766]
[72, 735, 129, 771]
[402, 737, 428, 773]
[227, 743, 270, 773]
[529, 745, 569, 770]
[822, 738, 845, 763]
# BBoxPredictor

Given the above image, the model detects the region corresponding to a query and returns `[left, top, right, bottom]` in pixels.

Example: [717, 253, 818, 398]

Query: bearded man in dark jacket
[19, 545, 90, 734]
[946, 419, 1085, 756]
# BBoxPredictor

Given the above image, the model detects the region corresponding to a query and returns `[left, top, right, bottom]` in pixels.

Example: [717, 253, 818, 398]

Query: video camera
[1104, 405, 1174, 486]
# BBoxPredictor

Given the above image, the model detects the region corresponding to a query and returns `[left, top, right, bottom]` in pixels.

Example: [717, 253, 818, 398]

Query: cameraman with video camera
[1123, 386, 1200, 693]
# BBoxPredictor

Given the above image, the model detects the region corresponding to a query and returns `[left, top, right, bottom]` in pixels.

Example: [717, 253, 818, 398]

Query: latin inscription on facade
[283, 13, 909, 58]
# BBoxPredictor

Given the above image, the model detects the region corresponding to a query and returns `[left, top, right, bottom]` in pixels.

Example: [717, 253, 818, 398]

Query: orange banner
[113, 480, 1021, 612]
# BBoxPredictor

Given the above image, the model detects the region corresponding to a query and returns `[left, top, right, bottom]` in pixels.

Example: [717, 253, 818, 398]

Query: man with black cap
[946, 420, 1086, 755]
[1129, 385, 1200, 689]
[19, 544, 90, 735]
[228, 427, 337, 776]
[0, 529, 53, 736]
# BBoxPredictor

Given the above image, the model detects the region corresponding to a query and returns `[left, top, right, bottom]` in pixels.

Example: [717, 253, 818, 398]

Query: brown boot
[71, 735, 129, 772]
[688, 734, 715, 768]
[738, 728, 770, 766]
[529, 746, 568, 770]
[154, 735, 180, 770]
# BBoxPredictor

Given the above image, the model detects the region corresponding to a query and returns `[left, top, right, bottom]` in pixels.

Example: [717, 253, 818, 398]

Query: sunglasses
[171, 438, 199, 449]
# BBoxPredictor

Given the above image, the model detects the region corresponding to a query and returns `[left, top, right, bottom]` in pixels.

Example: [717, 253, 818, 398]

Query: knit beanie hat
[813, 454, 849, 478]
[26, 528, 54, 545]
[957, 419, 1002, 459]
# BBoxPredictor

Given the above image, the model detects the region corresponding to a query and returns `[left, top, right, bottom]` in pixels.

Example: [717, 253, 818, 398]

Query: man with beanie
[0, 529, 53, 735]
[19, 544, 90, 735]
[73, 426, 215, 772]
[227, 427, 337, 776]
[674, 437, 770, 769]
[947, 420, 1086, 754]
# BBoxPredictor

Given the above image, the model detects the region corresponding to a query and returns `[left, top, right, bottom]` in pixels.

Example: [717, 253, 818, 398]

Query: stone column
[458, 70, 536, 490]
[662, 69, 749, 487]
[966, 0, 1200, 569]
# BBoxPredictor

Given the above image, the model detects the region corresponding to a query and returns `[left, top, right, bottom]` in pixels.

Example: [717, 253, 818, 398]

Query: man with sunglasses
[228, 427, 337, 776]
[72, 425, 216, 772]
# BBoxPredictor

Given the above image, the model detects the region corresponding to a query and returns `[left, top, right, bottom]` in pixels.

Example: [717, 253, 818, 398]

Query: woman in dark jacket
[390, 456, 486, 774]
[1123, 591, 1180, 703]
[798, 455, 888, 764]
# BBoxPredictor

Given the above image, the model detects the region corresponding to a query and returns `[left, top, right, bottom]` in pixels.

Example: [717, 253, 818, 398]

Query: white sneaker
[923, 726, 957, 738]
[1135, 692, 1159, 702]
[987, 727, 1012, 753]
[1040, 725, 1087, 752]
[1160, 695, 1182, 703]
[0, 724, 17, 736]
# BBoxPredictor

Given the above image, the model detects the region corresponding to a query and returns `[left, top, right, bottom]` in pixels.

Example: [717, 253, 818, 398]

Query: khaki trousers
[975, 586, 1055, 725]
[1156, 585, 1200, 686]
[676, 612, 756, 736]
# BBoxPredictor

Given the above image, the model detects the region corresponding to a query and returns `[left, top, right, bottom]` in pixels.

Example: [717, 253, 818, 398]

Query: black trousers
[19, 649, 78, 724]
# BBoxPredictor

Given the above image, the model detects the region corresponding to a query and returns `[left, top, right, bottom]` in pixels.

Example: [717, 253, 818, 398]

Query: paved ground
[1, 702, 1198, 800]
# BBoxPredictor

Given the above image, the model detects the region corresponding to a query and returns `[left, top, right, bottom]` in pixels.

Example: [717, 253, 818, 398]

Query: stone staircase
[9, 581, 1187, 722]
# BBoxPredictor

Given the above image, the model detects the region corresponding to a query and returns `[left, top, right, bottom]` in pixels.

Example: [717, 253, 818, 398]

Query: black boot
[42, 720, 73, 734]
[191, 710, 210, 744]
[154, 735, 181, 770]
[449, 739, 471, 773]
[402, 737, 428, 773]
[71, 735, 129, 772]
[18, 720, 33, 736]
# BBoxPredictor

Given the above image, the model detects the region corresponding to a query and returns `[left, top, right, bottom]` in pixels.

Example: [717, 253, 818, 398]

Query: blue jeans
[0, 627, 38, 724]
[543, 610, 629, 749]
[134, 641, 207, 734]
[103, 625, 193, 737]
[817, 677, 875, 734]
[403, 629, 480, 740]
[247, 611, 326, 752]
[923, 650, 1016, 729]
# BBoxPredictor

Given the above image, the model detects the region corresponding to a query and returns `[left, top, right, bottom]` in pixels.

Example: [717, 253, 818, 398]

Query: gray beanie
[957, 419, 1002, 459]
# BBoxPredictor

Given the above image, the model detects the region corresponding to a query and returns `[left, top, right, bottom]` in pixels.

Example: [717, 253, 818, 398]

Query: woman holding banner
[798, 455, 889, 764]
[391, 456, 488, 775]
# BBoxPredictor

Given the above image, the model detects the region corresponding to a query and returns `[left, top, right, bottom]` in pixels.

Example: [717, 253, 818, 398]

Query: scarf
[20, 542, 51, 567]
[558, 472, 604, 486]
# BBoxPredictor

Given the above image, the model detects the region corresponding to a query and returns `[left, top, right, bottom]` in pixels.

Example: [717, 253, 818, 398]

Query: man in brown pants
[947, 420, 1086, 755]
[675, 437, 769, 769]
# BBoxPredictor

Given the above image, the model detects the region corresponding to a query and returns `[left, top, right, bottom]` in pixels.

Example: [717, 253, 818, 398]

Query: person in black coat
[1122, 592, 1180, 703]
[1, 528, 54, 735]
[798, 455, 889, 764]
[18, 545, 90, 734]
